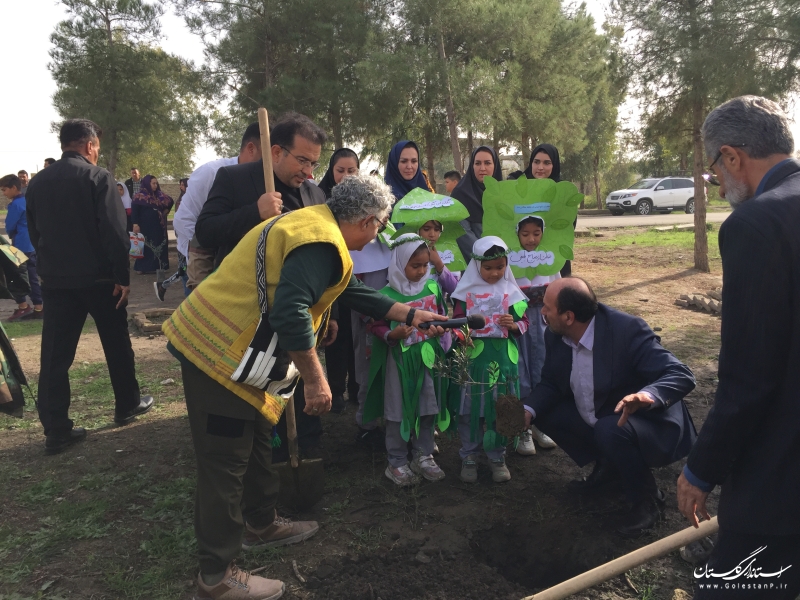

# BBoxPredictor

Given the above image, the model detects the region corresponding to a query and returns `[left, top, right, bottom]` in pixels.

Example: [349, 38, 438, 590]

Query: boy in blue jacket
[0, 174, 42, 320]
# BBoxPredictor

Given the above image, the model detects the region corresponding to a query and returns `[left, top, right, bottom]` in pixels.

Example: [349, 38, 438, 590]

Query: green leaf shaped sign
[481, 177, 580, 277]
[391, 188, 470, 272]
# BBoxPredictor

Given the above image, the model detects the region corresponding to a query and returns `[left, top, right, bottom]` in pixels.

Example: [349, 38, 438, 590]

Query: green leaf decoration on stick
[470, 339, 484, 359]
[390, 188, 470, 272]
[421, 342, 436, 369]
[487, 361, 500, 386]
[482, 177, 580, 277]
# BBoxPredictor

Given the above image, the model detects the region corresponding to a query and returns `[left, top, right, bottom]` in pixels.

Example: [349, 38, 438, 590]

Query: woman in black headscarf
[451, 145, 503, 260]
[507, 143, 561, 181]
[318, 148, 360, 198]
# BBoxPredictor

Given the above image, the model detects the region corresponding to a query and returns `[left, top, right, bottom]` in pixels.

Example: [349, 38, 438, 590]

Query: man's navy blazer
[531, 303, 697, 467]
[687, 159, 800, 536]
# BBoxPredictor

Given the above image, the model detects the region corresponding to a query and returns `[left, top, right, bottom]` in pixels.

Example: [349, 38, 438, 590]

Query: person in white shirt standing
[169, 123, 262, 295]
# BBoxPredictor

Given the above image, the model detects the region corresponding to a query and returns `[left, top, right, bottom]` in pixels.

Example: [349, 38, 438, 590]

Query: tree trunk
[424, 123, 436, 189]
[680, 152, 688, 172]
[437, 28, 462, 174]
[467, 129, 474, 162]
[108, 127, 119, 176]
[692, 97, 709, 272]
[330, 106, 343, 149]
[593, 152, 602, 208]
[521, 132, 530, 166]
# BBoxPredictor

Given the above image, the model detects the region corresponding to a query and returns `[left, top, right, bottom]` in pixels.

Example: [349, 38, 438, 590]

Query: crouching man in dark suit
[524, 277, 697, 537]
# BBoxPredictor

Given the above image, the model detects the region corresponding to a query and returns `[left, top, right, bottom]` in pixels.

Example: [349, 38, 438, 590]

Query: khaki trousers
[183, 361, 279, 574]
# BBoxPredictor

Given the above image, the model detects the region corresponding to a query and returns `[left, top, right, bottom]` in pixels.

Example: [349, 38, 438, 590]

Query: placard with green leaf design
[481, 176, 581, 277]
[391, 188, 470, 272]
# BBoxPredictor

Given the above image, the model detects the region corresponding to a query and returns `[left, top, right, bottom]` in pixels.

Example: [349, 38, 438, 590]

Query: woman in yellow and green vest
[163, 173, 447, 600]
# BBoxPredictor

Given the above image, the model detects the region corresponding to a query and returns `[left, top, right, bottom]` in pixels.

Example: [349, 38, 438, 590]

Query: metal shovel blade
[274, 457, 325, 511]
[273, 393, 325, 511]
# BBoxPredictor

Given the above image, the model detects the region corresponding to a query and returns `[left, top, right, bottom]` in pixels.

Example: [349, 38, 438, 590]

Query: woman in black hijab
[318, 148, 360, 198]
[507, 143, 561, 181]
[451, 145, 503, 259]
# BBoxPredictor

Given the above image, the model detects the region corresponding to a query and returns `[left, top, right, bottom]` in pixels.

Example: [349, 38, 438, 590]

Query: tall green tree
[50, 0, 208, 178]
[178, 0, 391, 151]
[612, 0, 800, 271]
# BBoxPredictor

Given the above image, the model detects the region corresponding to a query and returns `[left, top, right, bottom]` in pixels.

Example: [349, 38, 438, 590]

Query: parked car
[605, 177, 703, 215]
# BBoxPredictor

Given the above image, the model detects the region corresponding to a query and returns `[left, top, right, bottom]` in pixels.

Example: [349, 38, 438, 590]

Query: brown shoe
[194, 563, 284, 600]
[242, 515, 319, 551]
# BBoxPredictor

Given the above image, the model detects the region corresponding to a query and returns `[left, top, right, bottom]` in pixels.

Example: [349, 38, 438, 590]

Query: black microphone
[418, 314, 486, 330]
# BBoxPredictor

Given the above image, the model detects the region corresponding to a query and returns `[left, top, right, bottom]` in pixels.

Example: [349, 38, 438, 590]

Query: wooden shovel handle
[285, 394, 299, 468]
[258, 107, 275, 194]
[523, 516, 719, 600]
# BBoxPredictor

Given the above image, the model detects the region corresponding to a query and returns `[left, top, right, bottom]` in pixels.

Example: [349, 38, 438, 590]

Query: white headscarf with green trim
[451, 236, 527, 305]
[387, 234, 430, 296]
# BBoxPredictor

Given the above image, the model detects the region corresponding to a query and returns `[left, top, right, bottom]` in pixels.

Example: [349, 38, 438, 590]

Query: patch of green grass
[3, 318, 96, 340]
[347, 525, 385, 553]
[0, 359, 183, 432]
[581, 229, 721, 259]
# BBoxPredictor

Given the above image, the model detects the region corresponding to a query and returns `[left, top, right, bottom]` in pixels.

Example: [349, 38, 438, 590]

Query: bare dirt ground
[0, 231, 725, 600]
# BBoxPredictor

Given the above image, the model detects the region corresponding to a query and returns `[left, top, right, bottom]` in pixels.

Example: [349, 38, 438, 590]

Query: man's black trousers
[38, 284, 140, 435]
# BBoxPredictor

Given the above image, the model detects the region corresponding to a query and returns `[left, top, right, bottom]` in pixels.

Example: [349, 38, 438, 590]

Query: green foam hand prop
[391, 188, 470, 272]
[481, 176, 581, 277]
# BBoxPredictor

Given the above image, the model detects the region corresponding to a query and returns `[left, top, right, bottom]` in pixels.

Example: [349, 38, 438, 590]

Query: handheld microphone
[418, 314, 486, 330]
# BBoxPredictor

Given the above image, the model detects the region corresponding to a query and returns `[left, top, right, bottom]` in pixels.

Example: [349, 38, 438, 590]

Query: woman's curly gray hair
[327, 173, 394, 223]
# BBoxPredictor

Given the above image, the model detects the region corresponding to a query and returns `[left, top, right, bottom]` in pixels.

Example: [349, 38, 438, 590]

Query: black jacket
[687, 159, 800, 535]
[124, 177, 139, 199]
[532, 304, 697, 467]
[196, 159, 326, 265]
[26, 152, 129, 289]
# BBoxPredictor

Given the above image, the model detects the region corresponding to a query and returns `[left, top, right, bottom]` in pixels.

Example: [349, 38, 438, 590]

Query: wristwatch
[405, 308, 417, 326]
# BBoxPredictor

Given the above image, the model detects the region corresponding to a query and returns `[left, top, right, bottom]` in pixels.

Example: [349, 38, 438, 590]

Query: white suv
[606, 177, 699, 216]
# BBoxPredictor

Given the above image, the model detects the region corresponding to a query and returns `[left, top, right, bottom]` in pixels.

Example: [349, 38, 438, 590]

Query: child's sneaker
[384, 464, 419, 487]
[489, 457, 511, 482]
[516, 429, 536, 455]
[410, 454, 445, 481]
[460, 455, 478, 483]
[531, 425, 557, 448]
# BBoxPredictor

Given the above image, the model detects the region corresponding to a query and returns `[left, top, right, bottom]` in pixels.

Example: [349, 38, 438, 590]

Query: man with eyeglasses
[677, 96, 800, 599]
[196, 112, 327, 265]
[196, 111, 330, 463]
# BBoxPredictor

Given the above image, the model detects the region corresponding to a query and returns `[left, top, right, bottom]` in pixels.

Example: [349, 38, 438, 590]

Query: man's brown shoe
[242, 515, 319, 551]
[194, 564, 283, 600]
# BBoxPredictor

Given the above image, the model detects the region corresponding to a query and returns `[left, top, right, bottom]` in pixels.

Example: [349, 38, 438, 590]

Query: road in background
[578, 211, 731, 229]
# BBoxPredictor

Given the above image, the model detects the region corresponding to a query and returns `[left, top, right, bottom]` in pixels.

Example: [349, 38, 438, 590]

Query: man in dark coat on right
[678, 96, 800, 599]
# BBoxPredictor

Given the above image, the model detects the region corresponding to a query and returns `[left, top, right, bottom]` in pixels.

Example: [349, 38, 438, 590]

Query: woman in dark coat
[450, 145, 503, 260]
[131, 175, 173, 274]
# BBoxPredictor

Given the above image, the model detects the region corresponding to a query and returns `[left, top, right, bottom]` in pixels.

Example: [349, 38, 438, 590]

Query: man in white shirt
[172, 122, 263, 289]
[525, 277, 696, 537]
